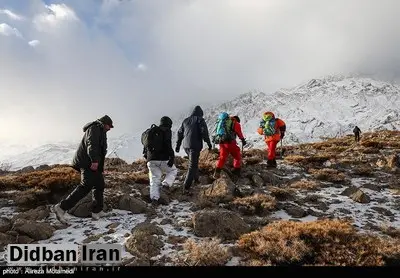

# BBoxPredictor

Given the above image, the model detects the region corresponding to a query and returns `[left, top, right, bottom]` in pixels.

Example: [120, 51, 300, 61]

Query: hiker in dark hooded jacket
[176, 105, 212, 193]
[53, 115, 113, 224]
[353, 126, 361, 143]
[143, 116, 177, 205]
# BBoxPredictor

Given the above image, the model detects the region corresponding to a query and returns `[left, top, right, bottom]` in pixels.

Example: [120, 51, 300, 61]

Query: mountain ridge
[1, 74, 400, 170]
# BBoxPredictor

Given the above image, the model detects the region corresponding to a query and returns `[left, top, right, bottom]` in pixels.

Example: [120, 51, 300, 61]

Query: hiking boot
[53, 204, 67, 224]
[213, 168, 222, 179]
[231, 168, 241, 177]
[92, 211, 110, 220]
[151, 199, 159, 207]
[182, 188, 193, 196]
[266, 159, 277, 168]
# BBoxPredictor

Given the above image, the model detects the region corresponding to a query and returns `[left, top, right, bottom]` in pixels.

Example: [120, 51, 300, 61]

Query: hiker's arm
[233, 122, 244, 140]
[257, 120, 265, 135]
[166, 130, 175, 160]
[278, 120, 286, 139]
[86, 126, 101, 163]
[142, 146, 147, 159]
[200, 118, 212, 148]
[176, 123, 184, 150]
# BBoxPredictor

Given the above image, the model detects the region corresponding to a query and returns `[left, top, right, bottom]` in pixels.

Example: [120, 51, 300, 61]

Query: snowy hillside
[1, 74, 400, 170]
[201, 74, 400, 148]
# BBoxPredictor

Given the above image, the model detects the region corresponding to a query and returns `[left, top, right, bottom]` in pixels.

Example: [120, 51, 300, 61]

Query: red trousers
[216, 142, 241, 169]
[266, 140, 278, 160]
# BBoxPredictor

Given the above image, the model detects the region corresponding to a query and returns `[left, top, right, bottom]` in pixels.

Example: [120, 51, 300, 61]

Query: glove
[241, 138, 247, 146]
[281, 132, 285, 139]
[208, 143, 212, 150]
[167, 158, 174, 167]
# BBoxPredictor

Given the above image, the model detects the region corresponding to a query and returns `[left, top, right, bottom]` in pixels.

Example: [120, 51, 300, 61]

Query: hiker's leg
[60, 168, 94, 211]
[184, 149, 200, 189]
[267, 141, 277, 160]
[147, 161, 162, 201]
[229, 143, 242, 169]
[216, 144, 229, 169]
[92, 172, 105, 213]
[161, 161, 178, 187]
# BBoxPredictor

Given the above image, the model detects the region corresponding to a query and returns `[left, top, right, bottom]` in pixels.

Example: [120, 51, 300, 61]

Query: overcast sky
[0, 0, 399, 145]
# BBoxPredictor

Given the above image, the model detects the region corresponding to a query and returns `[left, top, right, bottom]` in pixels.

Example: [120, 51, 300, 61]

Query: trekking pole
[280, 139, 284, 159]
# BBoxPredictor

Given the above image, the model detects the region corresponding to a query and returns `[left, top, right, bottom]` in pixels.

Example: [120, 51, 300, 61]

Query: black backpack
[141, 124, 164, 152]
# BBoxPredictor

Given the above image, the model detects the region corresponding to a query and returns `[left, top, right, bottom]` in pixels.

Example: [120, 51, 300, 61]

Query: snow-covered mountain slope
[201, 74, 400, 148]
[1, 75, 400, 170]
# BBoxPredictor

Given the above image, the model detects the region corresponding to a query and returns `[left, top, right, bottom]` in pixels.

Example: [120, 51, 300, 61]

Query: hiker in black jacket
[53, 115, 113, 224]
[353, 126, 361, 142]
[176, 106, 212, 193]
[143, 116, 177, 206]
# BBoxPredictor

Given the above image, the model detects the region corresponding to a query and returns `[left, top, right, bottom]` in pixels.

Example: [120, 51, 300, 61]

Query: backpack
[261, 118, 277, 136]
[141, 124, 164, 152]
[212, 112, 235, 144]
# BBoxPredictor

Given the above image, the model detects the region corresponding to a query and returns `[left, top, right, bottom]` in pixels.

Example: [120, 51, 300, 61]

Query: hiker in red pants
[257, 112, 286, 168]
[213, 114, 246, 178]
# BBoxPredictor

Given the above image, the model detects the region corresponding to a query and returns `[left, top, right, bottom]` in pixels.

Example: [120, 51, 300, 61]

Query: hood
[263, 111, 275, 121]
[191, 105, 204, 117]
[83, 120, 103, 132]
[160, 116, 173, 128]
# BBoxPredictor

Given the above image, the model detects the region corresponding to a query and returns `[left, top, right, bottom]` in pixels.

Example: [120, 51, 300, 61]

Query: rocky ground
[0, 130, 399, 266]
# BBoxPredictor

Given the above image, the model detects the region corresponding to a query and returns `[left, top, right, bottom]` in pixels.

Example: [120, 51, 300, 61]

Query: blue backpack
[212, 112, 234, 144]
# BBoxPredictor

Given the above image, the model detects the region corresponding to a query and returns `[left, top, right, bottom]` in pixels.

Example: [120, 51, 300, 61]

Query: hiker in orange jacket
[257, 112, 286, 168]
[214, 115, 246, 178]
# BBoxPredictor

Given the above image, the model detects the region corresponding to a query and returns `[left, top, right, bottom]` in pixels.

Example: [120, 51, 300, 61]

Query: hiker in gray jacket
[176, 106, 212, 193]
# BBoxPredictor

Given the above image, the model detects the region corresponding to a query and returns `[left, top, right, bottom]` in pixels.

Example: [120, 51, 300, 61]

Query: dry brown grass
[309, 168, 346, 183]
[284, 154, 332, 166]
[174, 238, 231, 266]
[237, 219, 400, 266]
[268, 186, 296, 201]
[289, 179, 320, 190]
[243, 157, 263, 166]
[198, 149, 219, 173]
[242, 149, 265, 159]
[361, 140, 384, 149]
[323, 146, 349, 153]
[352, 166, 374, 177]
[105, 157, 127, 167]
[0, 166, 80, 191]
[231, 194, 276, 215]
[380, 226, 400, 239]
[125, 172, 149, 184]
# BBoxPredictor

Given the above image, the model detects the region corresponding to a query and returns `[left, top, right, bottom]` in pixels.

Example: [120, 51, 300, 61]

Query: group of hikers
[52, 107, 361, 224]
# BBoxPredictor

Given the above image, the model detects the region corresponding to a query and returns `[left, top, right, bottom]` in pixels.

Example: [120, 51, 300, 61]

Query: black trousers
[60, 168, 105, 213]
[355, 133, 360, 142]
[183, 148, 200, 189]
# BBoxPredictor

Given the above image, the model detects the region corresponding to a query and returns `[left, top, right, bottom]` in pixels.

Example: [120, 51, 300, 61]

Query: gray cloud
[1, 0, 400, 145]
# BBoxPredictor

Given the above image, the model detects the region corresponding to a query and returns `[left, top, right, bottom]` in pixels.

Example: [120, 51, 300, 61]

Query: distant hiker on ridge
[53, 115, 114, 224]
[353, 126, 361, 143]
[142, 116, 177, 206]
[212, 114, 246, 179]
[257, 112, 286, 168]
[176, 105, 212, 194]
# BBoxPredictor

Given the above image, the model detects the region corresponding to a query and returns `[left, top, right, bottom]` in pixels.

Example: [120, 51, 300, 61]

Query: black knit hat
[99, 115, 114, 128]
[160, 116, 172, 127]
